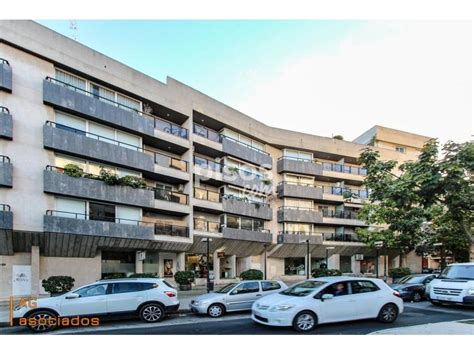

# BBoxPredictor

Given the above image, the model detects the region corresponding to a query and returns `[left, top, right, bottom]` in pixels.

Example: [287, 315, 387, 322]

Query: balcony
[276, 181, 323, 200]
[221, 195, 272, 220]
[222, 166, 272, 194]
[153, 187, 190, 215]
[193, 123, 222, 143]
[321, 209, 366, 227]
[154, 117, 190, 152]
[154, 222, 189, 238]
[0, 155, 12, 187]
[322, 233, 361, 243]
[44, 210, 154, 240]
[44, 121, 155, 172]
[0, 59, 12, 93]
[221, 227, 272, 243]
[43, 77, 155, 136]
[277, 232, 323, 245]
[321, 186, 368, 203]
[321, 162, 367, 184]
[44, 167, 155, 208]
[193, 218, 221, 236]
[153, 151, 189, 183]
[0, 204, 13, 230]
[0, 107, 13, 139]
[222, 136, 272, 168]
[277, 157, 322, 176]
[277, 206, 323, 224]
[193, 187, 223, 212]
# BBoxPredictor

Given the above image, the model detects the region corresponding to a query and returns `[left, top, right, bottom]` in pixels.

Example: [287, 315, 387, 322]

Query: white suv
[13, 278, 179, 332]
[427, 262, 474, 306]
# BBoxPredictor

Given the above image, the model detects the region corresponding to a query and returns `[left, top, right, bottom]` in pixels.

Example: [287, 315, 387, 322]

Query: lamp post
[201, 237, 213, 293]
[263, 243, 269, 280]
[300, 240, 311, 279]
[325, 247, 335, 270]
[374, 241, 384, 279]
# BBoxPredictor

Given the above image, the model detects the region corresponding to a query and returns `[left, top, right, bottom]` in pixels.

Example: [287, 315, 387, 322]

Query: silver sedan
[190, 280, 288, 318]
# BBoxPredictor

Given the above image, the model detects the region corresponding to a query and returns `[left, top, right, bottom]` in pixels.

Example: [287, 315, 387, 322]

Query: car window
[282, 281, 326, 297]
[231, 282, 260, 295]
[75, 284, 107, 298]
[261, 281, 281, 292]
[111, 282, 146, 294]
[318, 282, 349, 297]
[350, 281, 380, 294]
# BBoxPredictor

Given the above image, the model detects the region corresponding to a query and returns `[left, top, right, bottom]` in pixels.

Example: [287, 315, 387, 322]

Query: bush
[63, 164, 83, 178]
[42, 276, 75, 295]
[99, 168, 121, 185]
[129, 273, 157, 278]
[119, 175, 147, 189]
[240, 269, 263, 280]
[311, 269, 342, 278]
[388, 267, 411, 280]
[174, 271, 195, 285]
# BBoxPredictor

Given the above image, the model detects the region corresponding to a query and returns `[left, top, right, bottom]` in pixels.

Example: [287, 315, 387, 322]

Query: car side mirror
[321, 294, 334, 301]
[65, 293, 80, 300]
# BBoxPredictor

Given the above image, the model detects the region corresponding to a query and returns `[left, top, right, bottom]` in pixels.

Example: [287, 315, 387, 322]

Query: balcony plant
[239, 269, 263, 280]
[42, 276, 75, 296]
[174, 270, 195, 291]
[63, 163, 83, 178]
[119, 175, 147, 189]
[99, 167, 121, 185]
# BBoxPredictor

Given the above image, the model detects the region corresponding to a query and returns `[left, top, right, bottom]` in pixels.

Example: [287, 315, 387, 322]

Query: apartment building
[0, 20, 431, 298]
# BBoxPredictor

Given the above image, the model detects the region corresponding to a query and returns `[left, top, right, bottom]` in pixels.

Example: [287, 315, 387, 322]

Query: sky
[38, 20, 472, 143]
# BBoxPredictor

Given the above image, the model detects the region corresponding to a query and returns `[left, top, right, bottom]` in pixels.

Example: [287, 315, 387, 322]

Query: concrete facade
[0, 20, 433, 294]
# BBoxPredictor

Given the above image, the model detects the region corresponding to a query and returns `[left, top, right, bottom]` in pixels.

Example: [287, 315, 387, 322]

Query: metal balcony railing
[322, 210, 359, 219]
[193, 123, 222, 143]
[0, 58, 10, 65]
[45, 209, 147, 226]
[221, 135, 269, 155]
[0, 155, 11, 164]
[1, 204, 11, 212]
[0, 106, 10, 114]
[322, 233, 359, 242]
[322, 162, 367, 176]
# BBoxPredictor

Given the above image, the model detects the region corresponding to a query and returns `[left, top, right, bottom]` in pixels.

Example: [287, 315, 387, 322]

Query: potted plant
[42, 276, 75, 296]
[174, 270, 195, 291]
[239, 269, 263, 280]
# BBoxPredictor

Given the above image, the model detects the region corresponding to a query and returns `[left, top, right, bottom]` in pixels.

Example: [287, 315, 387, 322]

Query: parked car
[190, 280, 288, 317]
[427, 262, 474, 306]
[251, 276, 404, 332]
[390, 274, 437, 302]
[13, 278, 179, 332]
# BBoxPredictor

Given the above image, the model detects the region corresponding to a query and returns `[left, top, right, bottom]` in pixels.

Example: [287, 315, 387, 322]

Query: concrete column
[351, 255, 361, 274]
[31, 246, 40, 297]
[328, 253, 340, 270]
[176, 252, 185, 272]
[135, 251, 143, 274]
[377, 256, 387, 279]
[213, 250, 221, 282]
[392, 255, 401, 268]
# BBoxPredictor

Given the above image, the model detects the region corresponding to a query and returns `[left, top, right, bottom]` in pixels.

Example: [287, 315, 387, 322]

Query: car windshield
[439, 265, 474, 280]
[398, 276, 426, 284]
[216, 283, 239, 293]
[280, 281, 327, 297]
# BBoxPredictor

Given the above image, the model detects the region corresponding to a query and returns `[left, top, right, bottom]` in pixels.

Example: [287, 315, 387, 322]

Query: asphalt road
[1, 302, 473, 335]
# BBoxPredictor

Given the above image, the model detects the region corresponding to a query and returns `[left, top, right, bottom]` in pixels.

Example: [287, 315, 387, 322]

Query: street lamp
[201, 237, 213, 293]
[325, 247, 335, 270]
[300, 240, 311, 279]
[263, 244, 269, 280]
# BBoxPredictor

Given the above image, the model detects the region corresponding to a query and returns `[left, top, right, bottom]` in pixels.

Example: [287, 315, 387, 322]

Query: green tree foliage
[357, 139, 473, 267]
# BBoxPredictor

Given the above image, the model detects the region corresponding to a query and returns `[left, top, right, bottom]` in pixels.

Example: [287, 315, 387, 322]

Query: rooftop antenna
[69, 20, 78, 41]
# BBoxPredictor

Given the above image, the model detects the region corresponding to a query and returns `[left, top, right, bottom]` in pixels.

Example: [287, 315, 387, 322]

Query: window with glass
[89, 202, 116, 222]
[261, 281, 281, 292]
[284, 258, 306, 276]
[283, 149, 313, 161]
[396, 146, 406, 153]
[230, 282, 260, 295]
[75, 284, 107, 298]
[284, 223, 312, 234]
[284, 173, 314, 186]
[350, 281, 380, 294]
[284, 198, 313, 210]
[111, 282, 148, 294]
[222, 129, 266, 153]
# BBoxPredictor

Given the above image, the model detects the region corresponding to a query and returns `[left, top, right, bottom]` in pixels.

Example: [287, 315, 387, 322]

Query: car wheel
[292, 311, 317, 332]
[139, 303, 165, 323]
[413, 292, 422, 302]
[377, 303, 399, 323]
[207, 303, 225, 318]
[27, 310, 58, 333]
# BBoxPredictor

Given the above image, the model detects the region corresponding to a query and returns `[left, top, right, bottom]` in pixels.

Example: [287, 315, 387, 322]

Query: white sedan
[251, 276, 404, 332]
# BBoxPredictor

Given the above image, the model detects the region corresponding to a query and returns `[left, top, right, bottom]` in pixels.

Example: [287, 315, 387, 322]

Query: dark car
[390, 274, 437, 302]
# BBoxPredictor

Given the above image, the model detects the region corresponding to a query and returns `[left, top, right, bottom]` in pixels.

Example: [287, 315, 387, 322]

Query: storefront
[101, 251, 135, 278]
[284, 257, 305, 276]
[186, 253, 213, 279]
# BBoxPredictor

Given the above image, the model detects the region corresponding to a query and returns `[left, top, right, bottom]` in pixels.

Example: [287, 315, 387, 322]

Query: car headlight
[467, 288, 474, 295]
[192, 300, 201, 305]
[269, 304, 295, 312]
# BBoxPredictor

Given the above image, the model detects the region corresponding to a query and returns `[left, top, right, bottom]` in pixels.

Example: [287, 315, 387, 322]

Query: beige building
[0, 20, 432, 299]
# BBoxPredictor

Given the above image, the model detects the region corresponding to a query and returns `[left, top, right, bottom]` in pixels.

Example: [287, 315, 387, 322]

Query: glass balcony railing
[322, 162, 367, 176]
[154, 188, 188, 205]
[193, 155, 223, 172]
[321, 186, 369, 199]
[193, 123, 222, 143]
[193, 187, 221, 203]
[194, 218, 220, 233]
[45, 209, 147, 226]
[322, 210, 359, 219]
[154, 222, 189, 237]
[322, 233, 359, 242]
[221, 135, 269, 156]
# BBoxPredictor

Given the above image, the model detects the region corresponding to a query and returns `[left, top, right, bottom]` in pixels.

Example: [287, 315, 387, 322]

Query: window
[222, 129, 265, 152]
[226, 215, 240, 229]
[284, 149, 313, 161]
[241, 218, 253, 231]
[318, 282, 350, 297]
[396, 146, 406, 153]
[111, 282, 148, 294]
[284, 198, 313, 209]
[261, 281, 281, 292]
[117, 93, 141, 112]
[75, 284, 107, 298]
[55, 197, 86, 219]
[284, 174, 314, 186]
[56, 111, 86, 132]
[56, 69, 86, 90]
[116, 206, 141, 225]
[350, 281, 380, 294]
[89, 202, 116, 222]
[284, 223, 312, 234]
[281, 281, 326, 297]
[285, 257, 306, 275]
[230, 282, 260, 295]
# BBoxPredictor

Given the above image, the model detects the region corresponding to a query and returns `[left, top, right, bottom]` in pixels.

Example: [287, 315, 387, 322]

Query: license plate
[439, 296, 452, 301]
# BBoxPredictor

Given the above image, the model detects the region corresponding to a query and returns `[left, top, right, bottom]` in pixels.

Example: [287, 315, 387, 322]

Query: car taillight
[393, 291, 402, 298]
[164, 291, 176, 298]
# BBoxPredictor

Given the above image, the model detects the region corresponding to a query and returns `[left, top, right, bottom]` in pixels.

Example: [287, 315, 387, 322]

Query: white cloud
[231, 21, 472, 143]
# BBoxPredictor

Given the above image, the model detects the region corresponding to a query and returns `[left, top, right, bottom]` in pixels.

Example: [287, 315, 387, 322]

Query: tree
[356, 139, 473, 268]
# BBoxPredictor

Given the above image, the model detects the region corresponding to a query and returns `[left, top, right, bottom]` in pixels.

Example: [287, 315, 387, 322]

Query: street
[1, 301, 472, 335]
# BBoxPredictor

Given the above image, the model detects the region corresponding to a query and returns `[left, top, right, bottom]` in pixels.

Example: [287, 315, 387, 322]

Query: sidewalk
[371, 320, 474, 335]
